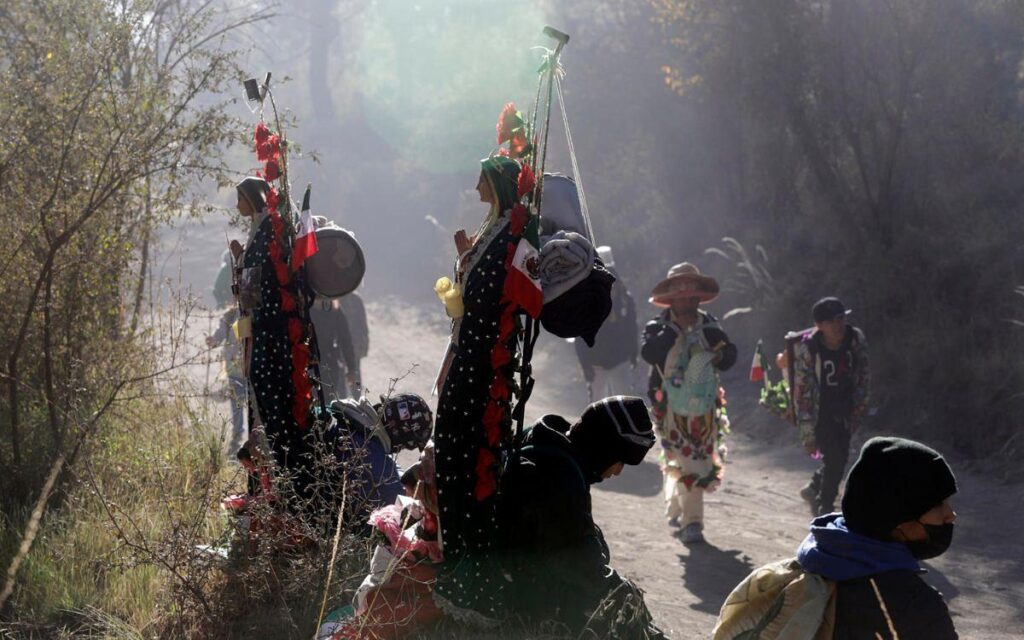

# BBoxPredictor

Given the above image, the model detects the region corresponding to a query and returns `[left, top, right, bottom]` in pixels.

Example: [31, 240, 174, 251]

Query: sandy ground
[195, 298, 1024, 639]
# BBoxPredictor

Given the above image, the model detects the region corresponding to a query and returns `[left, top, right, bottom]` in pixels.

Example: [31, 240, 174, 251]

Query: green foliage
[0, 0, 243, 496]
[651, 0, 1024, 456]
[760, 379, 790, 418]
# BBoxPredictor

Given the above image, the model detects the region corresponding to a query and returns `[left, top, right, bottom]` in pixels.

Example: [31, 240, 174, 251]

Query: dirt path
[198, 298, 1024, 638]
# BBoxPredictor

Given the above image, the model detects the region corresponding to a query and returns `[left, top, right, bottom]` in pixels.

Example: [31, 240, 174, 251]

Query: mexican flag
[749, 339, 767, 382]
[292, 185, 319, 271]
[507, 212, 543, 318]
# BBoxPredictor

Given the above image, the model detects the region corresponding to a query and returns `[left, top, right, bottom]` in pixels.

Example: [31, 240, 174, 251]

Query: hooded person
[713, 437, 959, 640]
[640, 262, 737, 543]
[497, 396, 667, 639]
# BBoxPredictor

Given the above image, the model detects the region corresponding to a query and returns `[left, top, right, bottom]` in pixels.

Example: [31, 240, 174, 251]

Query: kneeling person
[500, 396, 666, 639]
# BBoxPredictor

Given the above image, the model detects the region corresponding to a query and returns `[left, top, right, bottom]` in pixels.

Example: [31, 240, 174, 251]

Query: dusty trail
[198, 298, 1024, 638]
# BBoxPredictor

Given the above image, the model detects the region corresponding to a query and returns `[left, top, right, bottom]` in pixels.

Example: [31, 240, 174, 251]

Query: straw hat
[649, 262, 719, 307]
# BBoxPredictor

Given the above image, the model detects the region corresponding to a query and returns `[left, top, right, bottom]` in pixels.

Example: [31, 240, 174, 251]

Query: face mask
[905, 522, 954, 559]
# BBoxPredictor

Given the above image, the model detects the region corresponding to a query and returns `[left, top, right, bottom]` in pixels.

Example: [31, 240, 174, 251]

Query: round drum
[305, 226, 365, 297]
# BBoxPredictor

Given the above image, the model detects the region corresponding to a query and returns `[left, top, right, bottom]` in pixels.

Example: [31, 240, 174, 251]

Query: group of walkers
[211, 115, 960, 638]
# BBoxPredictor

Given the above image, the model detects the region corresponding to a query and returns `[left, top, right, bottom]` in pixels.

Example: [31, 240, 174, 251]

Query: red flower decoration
[473, 449, 499, 501]
[490, 339, 512, 369]
[509, 131, 529, 158]
[682, 446, 693, 457]
[481, 402, 505, 447]
[288, 317, 304, 343]
[255, 122, 271, 145]
[489, 374, 509, 402]
[509, 204, 528, 235]
[264, 159, 280, 181]
[517, 163, 535, 199]
[280, 289, 296, 313]
[266, 188, 280, 213]
[496, 102, 519, 145]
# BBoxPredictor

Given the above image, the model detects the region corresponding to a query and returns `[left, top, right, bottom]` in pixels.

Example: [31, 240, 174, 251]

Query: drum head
[306, 227, 365, 297]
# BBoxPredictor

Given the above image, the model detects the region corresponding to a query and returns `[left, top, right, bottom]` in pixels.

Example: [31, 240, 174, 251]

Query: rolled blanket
[540, 260, 615, 347]
[539, 231, 595, 303]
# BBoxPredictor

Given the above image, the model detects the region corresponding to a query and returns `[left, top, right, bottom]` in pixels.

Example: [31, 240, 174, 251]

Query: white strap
[555, 74, 595, 244]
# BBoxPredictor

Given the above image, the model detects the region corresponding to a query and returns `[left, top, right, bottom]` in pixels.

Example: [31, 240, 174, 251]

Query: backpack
[713, 558, 837, 640]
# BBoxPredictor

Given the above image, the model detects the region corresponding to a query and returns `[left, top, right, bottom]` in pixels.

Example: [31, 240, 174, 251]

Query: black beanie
[842, 437, 957, 540]
[567, 396, 655, 481]
[236, 176, 270, 212]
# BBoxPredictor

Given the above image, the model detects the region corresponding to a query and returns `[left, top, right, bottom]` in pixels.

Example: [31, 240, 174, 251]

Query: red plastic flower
[255, 122, 271, 145]
[288, 317, 304, 343]
[496, 102, 519, 144]
[266, 188, 280, 213]
[509, 131, 529, 158]
[257, 134, 281, 163]
[473, 449, 499, 501]
[489, 374, 509, 402]
[517, 163, 535, 199]
[264, 159, 280, 181]
[509, 203, 528, 235]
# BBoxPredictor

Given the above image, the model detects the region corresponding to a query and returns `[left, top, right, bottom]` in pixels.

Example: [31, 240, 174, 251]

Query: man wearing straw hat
[641, 262, 737, 543]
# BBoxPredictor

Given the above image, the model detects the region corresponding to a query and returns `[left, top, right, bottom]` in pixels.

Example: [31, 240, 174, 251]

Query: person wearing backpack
[713, 436, 959, 639]
[787, 297, 870, 515]
[498, 396, 666, 639]
[641, 262, 737, 543]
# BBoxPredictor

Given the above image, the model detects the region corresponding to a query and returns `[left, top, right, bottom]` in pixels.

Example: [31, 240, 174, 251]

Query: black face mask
[905, 522, 954, 560]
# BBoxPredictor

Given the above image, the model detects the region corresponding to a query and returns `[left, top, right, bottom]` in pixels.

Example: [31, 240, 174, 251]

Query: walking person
[574, 246, 639, 401]
[641, 262, 736, 543]
[714, 437, 959, 639]
[206, 306, 246, 454]
[788, 297, 870, 515]
[310, 296, 360, 399]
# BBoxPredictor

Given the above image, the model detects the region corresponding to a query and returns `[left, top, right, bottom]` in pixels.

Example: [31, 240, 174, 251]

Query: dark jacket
[797, 514, 957, 640]
[640, 309, 736, 405]
[499, 422, 664, 638]
[310, 300, 358, 374]
[834, 570, 957, 640]
[575, 284, 639, 379]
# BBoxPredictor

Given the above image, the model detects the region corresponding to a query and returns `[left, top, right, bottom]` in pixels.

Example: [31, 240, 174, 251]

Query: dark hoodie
[499, 421, 663, 638]
[797, 514, 958, 640]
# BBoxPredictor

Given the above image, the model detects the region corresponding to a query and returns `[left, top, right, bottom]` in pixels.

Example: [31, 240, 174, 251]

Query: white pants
[590, 361, 634, 401]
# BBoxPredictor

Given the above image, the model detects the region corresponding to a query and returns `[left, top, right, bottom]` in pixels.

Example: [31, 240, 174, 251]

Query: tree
[0, 0, 251, 498]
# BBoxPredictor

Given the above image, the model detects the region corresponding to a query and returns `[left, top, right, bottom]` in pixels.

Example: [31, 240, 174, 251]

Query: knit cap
[841, 437, 957, 540]
[568, 396, 655, 481]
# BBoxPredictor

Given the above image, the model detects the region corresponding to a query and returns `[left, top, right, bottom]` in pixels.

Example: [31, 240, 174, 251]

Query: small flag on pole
[750, 339, 767, 382]
[292, 184, 319, 271]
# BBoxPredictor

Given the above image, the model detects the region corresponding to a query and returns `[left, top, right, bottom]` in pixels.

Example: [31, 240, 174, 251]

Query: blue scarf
[796, 513, 920, 581]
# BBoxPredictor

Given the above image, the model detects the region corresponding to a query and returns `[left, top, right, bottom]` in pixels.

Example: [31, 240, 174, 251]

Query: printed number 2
[823, 360, 837, 386]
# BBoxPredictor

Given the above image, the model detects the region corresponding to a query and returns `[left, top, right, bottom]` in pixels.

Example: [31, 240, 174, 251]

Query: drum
[305, 224, 365, 297]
